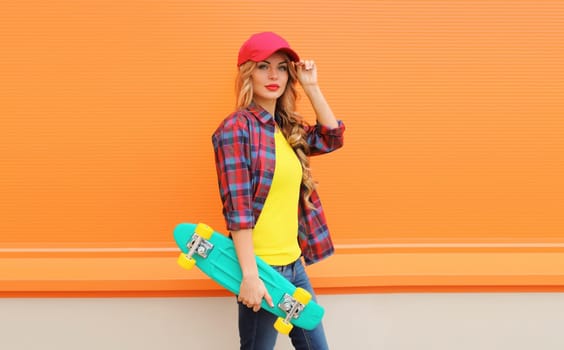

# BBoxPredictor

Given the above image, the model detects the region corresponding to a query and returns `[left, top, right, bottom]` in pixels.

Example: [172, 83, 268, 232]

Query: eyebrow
[261, 60, 289, 65]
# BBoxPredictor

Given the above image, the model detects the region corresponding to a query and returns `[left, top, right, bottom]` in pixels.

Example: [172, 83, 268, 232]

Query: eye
[257, 63, 269, 70]
[278, 65, 288, 72]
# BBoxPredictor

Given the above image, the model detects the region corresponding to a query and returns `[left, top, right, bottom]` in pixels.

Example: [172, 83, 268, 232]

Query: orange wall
[1, 0, 563, 248]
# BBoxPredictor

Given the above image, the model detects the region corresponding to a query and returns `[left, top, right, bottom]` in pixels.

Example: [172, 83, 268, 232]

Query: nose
[268, 66, 278, 79]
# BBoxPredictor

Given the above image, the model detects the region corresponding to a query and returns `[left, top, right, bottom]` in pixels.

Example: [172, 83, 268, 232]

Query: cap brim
[249, 47, 300, 64]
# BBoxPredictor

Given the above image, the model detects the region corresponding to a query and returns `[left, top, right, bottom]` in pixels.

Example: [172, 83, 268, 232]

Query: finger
[264, 291, 274, 308]
[305, 60, 314, 71]
[252, 302, 261, 312]
[297, 60, 312, 70]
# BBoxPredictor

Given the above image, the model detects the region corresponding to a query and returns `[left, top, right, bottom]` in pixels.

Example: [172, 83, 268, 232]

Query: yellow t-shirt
[253, 129, 303, 265]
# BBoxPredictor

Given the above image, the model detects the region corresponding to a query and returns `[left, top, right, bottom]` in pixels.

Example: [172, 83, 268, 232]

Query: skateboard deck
[173, 222, 325, 334]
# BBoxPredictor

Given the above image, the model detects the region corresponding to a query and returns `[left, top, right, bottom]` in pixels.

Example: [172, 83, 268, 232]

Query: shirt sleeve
[304, 120, 346, 156]
[211, 113, 255, 231]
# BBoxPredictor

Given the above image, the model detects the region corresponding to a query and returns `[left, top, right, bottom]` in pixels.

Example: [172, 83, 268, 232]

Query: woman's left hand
[296, 59, 318, 87]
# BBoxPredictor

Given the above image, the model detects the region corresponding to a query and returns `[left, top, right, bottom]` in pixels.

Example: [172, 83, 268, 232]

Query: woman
[212, 32, 345, 350]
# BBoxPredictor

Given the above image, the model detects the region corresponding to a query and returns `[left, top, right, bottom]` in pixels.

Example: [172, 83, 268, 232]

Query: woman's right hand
[230, 228, 274, 312]
[238, 275, 274, 312]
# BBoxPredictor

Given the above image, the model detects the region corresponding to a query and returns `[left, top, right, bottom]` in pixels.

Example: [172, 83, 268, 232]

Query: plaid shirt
[212, 103, 345, 265]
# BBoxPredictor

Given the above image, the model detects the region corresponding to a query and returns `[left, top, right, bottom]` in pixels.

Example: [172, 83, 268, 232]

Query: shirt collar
[247, 102, 275, 125]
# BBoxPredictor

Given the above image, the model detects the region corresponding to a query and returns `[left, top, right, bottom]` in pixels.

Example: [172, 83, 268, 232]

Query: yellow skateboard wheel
[177, 253, 196, 270]
[195, 223, 214, 239]
[274, 317, 293, 335]
[293, 287, 312, 305]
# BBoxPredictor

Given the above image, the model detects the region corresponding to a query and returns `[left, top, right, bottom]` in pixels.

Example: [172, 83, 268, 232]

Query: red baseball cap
[237, 32, 300, 67]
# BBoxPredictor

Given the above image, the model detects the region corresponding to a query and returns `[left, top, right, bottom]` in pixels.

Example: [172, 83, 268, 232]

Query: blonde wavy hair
[235, 59, 317, 209]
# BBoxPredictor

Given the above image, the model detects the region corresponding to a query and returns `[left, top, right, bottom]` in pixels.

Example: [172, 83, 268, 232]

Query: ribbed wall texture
[1, 1, 563, 245]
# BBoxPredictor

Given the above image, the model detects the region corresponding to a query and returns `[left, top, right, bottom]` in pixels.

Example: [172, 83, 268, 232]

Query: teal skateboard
[174, 222, 325, 334]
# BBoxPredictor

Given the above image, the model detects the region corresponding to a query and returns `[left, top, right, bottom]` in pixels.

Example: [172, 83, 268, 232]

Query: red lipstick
[265, 84, 280, 91]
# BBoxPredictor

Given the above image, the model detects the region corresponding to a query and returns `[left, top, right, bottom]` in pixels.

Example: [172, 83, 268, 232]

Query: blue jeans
[237, 259, 329, 350]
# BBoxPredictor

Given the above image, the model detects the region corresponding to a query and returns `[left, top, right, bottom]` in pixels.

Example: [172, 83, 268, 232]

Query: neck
[253, 97, 276, 117]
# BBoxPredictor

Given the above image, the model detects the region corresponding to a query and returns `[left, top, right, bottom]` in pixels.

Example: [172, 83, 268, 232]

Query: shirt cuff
[317, 120, 345, 135]
[225, 209, 255, 232]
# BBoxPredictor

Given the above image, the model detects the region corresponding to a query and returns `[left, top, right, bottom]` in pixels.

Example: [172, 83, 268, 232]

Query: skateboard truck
[278, 293, 306, 321]
[177, 223, 215, 270]
[186, 234, 214, 259]
[273, 291, 310, 334]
